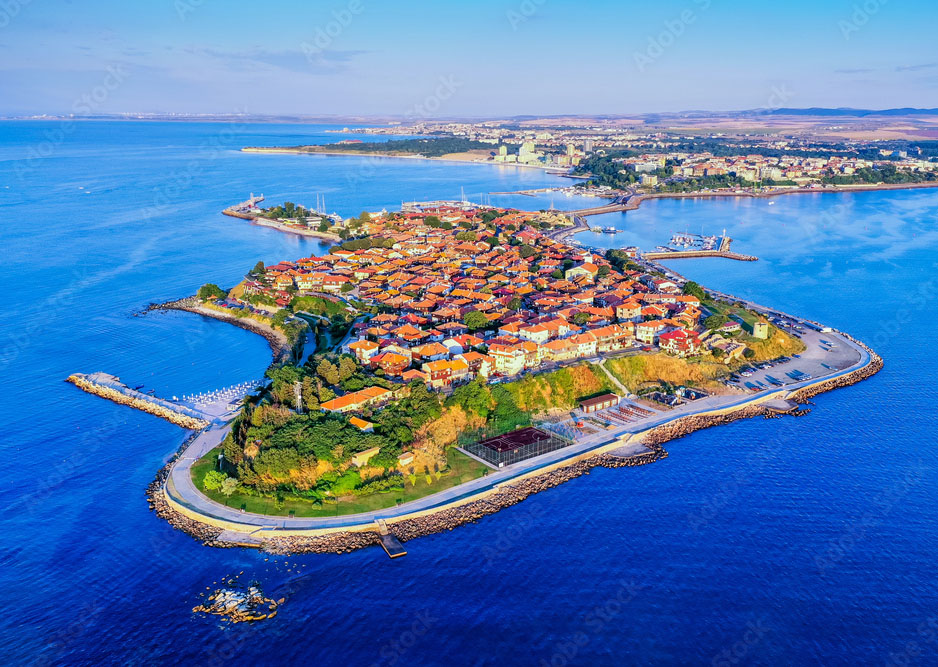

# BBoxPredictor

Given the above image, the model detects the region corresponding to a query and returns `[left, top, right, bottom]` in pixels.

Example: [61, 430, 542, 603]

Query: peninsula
[68, 200, 879, 557]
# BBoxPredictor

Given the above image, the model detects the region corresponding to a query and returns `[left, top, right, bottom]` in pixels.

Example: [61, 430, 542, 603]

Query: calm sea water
[2, 122, 938, 666]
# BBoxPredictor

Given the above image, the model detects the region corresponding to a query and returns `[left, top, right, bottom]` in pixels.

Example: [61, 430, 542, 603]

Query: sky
[1, 0, 937, 117]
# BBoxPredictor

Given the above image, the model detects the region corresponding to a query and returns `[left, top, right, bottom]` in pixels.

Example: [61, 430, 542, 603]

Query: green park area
[190, 446, 490, 517]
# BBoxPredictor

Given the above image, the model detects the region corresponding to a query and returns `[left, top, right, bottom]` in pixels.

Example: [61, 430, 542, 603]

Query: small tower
[293, 381, 303, 413]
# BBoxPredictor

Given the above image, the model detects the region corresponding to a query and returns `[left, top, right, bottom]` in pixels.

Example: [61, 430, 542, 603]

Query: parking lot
[722, 326, 862, 394]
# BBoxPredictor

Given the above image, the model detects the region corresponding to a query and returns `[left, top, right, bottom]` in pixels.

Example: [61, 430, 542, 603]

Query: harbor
[642, 233, 758, 262]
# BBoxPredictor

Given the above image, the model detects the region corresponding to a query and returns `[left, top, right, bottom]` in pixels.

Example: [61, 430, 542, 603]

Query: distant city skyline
[1, 0, 937, 116]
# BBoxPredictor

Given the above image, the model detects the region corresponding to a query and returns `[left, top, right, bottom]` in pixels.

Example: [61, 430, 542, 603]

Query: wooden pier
[375, 519, 407, 559]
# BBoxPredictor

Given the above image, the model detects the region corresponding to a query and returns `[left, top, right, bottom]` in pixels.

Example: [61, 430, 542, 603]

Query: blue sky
[1, 0, 937, 116]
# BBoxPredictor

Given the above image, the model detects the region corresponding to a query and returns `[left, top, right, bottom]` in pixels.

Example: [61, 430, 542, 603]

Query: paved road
[165, 325, 871, 534]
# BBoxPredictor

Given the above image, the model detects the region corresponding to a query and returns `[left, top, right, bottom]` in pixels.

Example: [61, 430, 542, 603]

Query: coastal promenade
[162, 324, 873, 542]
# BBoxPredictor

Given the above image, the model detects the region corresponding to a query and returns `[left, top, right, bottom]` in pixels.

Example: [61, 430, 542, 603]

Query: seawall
[152, 331, 882, 554]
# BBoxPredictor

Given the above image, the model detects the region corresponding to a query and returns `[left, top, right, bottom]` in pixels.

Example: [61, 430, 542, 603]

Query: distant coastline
[241, 146, 570, 173]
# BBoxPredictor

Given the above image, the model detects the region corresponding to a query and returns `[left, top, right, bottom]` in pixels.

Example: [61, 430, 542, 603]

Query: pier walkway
[67, 373, 261, 428]
[564, 194, 637, 217]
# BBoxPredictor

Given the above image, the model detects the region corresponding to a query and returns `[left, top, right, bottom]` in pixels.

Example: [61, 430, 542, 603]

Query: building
[564, 262, 598, 281]
[351, 446, 381, 467]
[320, 386, 393, 413]
[752, 320, 769, 339]
[348, 416, 374, 432]
[579, 393, 620, 413]
[398, 451, 415, 468]
[658, 328, 702, 357]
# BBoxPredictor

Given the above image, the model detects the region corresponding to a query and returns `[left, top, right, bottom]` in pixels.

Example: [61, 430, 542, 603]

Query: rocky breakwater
[264, 530, 381, 556]
[146, 458, 227, 546]
[66, 374, 208, 430]
[639, 403, 769, 448]
[146, 296, 292, 362]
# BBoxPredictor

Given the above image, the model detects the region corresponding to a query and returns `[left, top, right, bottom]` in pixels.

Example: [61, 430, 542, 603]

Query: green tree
[704, 314, 728, 330]
[271, 309, 289, 328]
[464, 310, 489, 331]
[317, 359, 340, 386]
[302, 377, 320, 410]
[220, 477, 239, 497]
[318, 220, 330, 233]
[203, 470, 226, 491]
[424, 215, 441, 228]
[508, 297, 522, 311]
[573, 312, 590, 326]
[683, 281, 706, 299]
[338, 356, 358, 382]
[197, 283, 226, 301]
[597, 265, 611, 279]
[551, 269, 564, 279]
[251, 261, 266, 275]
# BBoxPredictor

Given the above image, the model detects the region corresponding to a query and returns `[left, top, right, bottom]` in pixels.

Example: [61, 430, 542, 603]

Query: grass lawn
[190, 447, 491, 517]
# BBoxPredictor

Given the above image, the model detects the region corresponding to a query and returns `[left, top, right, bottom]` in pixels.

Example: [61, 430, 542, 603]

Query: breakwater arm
[67, 373, 209, 430]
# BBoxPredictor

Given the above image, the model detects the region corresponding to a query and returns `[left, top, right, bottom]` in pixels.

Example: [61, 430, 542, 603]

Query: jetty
[67, 372, 260, 429]
[222, 193, 265, 220]
[564, 193, 636, 217]
[642, 236, 757, 262]
[375, 519, 407, 559]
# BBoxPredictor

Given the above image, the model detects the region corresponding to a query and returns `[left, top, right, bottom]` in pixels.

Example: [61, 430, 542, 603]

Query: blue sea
[2, 121, 938, 666]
